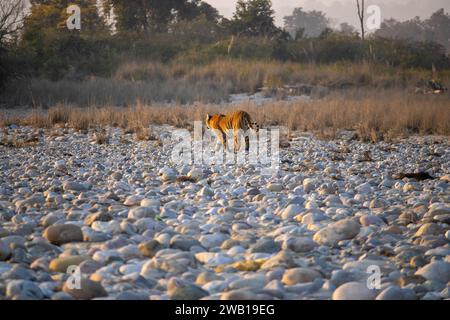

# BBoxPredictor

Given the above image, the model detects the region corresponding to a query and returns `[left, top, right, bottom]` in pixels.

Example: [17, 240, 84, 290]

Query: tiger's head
[205, 114, 225, 130]
[205, 114, 212, 129]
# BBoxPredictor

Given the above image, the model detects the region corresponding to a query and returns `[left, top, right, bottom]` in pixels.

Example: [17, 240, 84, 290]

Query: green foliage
[231, 0, 281, 37]
[104, 0, 220, 33]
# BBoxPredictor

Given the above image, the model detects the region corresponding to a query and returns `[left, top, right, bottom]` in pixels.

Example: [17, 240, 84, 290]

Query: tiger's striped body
[205, 110, 259, 152]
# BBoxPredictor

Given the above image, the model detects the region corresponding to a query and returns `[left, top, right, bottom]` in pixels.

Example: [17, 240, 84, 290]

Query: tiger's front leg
[213, 129, 227, 151]
[233, 131, 240, 154]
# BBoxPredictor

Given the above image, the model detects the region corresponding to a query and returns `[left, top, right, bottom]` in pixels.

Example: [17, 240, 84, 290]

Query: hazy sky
[205, 0, 450, 27]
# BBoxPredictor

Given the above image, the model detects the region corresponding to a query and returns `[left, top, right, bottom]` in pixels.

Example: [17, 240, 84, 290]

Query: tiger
[205, 110, 259, 153]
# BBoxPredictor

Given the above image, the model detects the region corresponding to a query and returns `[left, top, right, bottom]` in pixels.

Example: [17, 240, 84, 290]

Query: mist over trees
[375, 9, 450, 53]
[283, 7, 329, 39]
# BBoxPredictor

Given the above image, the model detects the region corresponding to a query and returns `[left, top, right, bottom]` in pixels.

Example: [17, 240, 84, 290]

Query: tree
[24, 0, 107, 34]
[339, 22, 358, 36]
[425, 9, 450, 53]
[356, 0, 365, 40]
[374, 9, 450, 53]
[104, 0, 220, 33]
[232, 0, 279, 37]
[283, 7, 328, 39]
[0, 0, 26, 46]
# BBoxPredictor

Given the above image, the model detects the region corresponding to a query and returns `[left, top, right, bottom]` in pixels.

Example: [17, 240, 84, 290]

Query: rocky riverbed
[0, 125, 449, 300]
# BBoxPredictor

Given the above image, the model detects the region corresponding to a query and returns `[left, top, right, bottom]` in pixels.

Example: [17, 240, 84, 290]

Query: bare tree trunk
[0, 0, 26, 45]
[356, 0, 365, 41]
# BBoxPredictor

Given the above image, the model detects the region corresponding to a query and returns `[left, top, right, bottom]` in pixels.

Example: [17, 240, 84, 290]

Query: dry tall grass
[1, 90, 449, 140]
[3, 60, 448, 107]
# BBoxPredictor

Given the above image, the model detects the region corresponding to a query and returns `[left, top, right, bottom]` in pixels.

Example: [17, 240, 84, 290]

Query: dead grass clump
[22, 109, 50, 128]
[69, 109, 91, 131]
[135, 126, 157, 141]
[48, 104, 70, 125]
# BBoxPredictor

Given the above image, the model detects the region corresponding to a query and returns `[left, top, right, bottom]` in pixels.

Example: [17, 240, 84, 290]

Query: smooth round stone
[128, 206, 157, 220]
[302, 179, 317, 193]
[116, 291, 149, 300]
[49, 256, 90, 273]
[226, 245, 246, 256]
[220, 289, 258, 300]
[118, 244, 141, 259]
[250, 238, 280, 254]
[91, 221, 120, 234]
[343, 259, 395, 274]
[43, 224, 83, 245]
[0, 240, 11, 261]
[161, 169, 177, 182]
[140, 198, 161, 207]
[202, 280, 228, 294]
[196, 271, 221, 285]
[267, 183, 283, 192]
[15, 194, 45, 209]
[167, 278, 208, 300]
[84, 212, 112, 226]
[123, 195, 143, 206]
[287, 196, 305, 205]
[228, 275, 267, 290]
[82, 228, 110, 242]
[119, 264, 142, 275]
[280, 204, 303, 220]
[198, 187, 214, 197]
[63, 181, 90, 192]
[376, 286, 416, 300]
[139, 240, 164, 258]
[260, 250, 297, 270]
[92, 250, 123, 264]
[51, 292, 76, 300]
[445, 230, 450, 241]
[415, 261, 450, 283]
[300, 211, 326, 224]
[199, 234, 228, 249]
[415, 223, 443, 237]
[410, 256, 428, 268]
[359, 215, 385, 227]
[187, 168, 203, 180]
[421, 292, 442, 300]
[266, 268, 285, 281]
[246, 188, 260, 196]
[6, 280, 44, 299]
[63, 278, 108, 300]
[195, 252, 233, 266]
[79, 260, 103, 274]
[282, 268, 322, 285]
[41, 212, 66, 227]
[170, 235, 201, 251]
[160, 208, 177, 219]
[332, 282, 378, 300]
[282, 237, 316, 253]
[313, 219, 360, 246]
